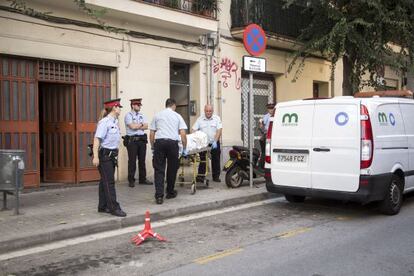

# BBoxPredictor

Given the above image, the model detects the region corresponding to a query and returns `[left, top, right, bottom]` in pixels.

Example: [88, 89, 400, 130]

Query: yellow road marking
[336, 216, 353, 221]
[194, 248, 243, 265]
[277, 227, 311, 239]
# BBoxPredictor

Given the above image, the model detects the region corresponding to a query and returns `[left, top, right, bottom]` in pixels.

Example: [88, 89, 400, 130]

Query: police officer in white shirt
[192, 104, 222, 182]
[92, 98, 126, 217]
[259, 103, 275, 168]
[150, 98, 188, 205]
[124, 98, 152, 187]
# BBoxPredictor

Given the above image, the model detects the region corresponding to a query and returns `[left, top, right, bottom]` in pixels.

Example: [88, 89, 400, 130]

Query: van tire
[379, 174, 403, 215]
[284, 194, 306, 203]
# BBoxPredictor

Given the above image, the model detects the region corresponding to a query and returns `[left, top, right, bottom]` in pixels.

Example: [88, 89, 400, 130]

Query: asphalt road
[2, 194, 414, 276]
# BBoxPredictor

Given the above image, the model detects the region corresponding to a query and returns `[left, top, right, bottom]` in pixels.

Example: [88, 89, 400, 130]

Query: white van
[265, 95, 414, 215]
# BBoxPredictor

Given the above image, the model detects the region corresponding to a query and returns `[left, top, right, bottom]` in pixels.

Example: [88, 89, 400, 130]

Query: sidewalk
[0, 172, 276, 254]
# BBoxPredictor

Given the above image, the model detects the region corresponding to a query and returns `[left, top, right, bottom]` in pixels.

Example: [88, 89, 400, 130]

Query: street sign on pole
[243, 56, 266, 73]
[242, 25, 267, 189]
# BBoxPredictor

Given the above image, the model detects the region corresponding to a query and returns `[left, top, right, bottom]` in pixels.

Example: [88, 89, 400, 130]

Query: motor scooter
[223, 145, 265, 188]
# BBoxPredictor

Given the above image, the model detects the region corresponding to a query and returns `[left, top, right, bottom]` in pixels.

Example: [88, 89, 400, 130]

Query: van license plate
[277, 154, 307, 163]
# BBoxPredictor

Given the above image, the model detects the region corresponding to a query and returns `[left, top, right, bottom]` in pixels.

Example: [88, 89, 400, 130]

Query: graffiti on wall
[213, 57, 241, 90]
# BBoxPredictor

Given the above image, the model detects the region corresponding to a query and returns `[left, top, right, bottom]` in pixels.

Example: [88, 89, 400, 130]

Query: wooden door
[42, 83, 76, 183]
[0, 55, 39, 187]
[76, 66, 112, 182]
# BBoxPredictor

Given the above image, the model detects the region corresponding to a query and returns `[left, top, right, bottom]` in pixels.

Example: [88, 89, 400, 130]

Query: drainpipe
[330, 62, 335, 97]
[205, 34, 209, 105]
[209, 34, 215, 109]
[115, 69, 120, 183]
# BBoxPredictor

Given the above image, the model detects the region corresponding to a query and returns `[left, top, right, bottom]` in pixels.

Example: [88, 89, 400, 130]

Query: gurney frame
[177, 147, 211, 194]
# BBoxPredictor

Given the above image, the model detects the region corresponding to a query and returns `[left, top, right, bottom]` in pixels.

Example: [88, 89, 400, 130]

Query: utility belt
[122, 134, 147, 146]
[99, 148, 118, 157]
[99, 148, 118, 166]
[129, 134, 147, 142]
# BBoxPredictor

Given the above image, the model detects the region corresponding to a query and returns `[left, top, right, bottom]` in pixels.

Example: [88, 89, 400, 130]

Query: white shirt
[150, 108, 187, 140]
[192, 114, 222, 143]
[124, 111, 147, 136]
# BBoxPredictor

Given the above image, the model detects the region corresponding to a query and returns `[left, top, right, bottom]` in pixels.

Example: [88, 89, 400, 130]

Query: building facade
[1, 0, 386, 187]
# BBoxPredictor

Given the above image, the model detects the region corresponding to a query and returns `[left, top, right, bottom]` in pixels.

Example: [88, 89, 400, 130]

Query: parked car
[265, 93, 414, 215]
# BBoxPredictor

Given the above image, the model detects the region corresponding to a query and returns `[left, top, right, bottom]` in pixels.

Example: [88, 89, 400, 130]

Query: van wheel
[284, 194, 306, 203]
[379, 175, 403, 215]
[225, 166, 244, 188]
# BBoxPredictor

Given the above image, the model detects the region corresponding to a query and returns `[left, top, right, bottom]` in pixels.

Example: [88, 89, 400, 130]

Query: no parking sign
[243, 24, 267, 56]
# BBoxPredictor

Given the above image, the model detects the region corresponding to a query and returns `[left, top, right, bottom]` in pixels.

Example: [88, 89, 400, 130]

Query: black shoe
[111, 209, 127, 217]
[128, 182, 135, 188]
[156, 197, 164, 204]
[166, 190, 177, 199]
[98, 207, 110, 213]
[139, 180, 153, 185]
[213, 177, 221, 183]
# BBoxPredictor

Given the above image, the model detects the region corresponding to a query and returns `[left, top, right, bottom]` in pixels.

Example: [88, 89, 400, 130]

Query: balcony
[85, 0, 218, 35]
[139, 0, 218, 19]
[230, 0, 311, 50]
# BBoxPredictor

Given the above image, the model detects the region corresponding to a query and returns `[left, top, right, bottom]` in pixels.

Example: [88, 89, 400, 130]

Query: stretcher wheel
[191, 183, 196, 195]
[205, 179, 209, 187]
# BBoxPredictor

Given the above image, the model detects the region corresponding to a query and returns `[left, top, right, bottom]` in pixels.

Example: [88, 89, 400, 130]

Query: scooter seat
[233, 146, 260, 157]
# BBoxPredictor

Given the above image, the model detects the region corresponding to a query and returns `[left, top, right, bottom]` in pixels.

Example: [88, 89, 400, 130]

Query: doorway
[241, 75, 276, 149]
[170, 62, 190, 128]
[39, 82, 76, 183]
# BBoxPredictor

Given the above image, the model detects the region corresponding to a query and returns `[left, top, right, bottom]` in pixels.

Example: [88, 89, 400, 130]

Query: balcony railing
[138, 0, 218, 19]
[231, 0, 310, 39]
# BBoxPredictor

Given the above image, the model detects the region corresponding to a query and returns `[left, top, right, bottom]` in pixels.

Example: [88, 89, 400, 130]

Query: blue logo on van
[335, 112, 349, 126]
[389, 113, 396, 126]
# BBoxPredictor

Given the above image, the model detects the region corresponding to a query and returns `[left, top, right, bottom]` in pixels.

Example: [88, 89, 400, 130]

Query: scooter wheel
[205, 179, 209, 187]
[191, 183, 196, 195]
[225, 166, 244, 188]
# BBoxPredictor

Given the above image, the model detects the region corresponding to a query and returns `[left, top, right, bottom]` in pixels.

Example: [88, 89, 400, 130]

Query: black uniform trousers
[198, 141, 221, 179]
[259, 135, 266, 169]
[98, 149, 121, 212]
[153, 139, 179, 199]
[127, 137, 147, 183]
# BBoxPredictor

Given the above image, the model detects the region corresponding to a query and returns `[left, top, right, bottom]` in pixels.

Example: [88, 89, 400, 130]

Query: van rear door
[311, 100, 360, 192]
[271, 101, 314, 188]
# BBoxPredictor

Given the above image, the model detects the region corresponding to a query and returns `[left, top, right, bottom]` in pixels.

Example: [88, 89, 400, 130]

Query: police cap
[104, 98, 123, 108]
[130, 98, 142, 106]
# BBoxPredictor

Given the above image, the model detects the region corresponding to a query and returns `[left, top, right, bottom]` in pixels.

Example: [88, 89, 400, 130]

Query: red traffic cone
[132, 210, 167, 246]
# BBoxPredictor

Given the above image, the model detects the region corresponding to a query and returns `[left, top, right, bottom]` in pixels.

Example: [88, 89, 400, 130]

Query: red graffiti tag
[214, 58, 241, 90]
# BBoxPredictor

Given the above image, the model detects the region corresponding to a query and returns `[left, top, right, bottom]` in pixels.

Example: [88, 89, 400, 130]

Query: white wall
[0, 6, 210, 182]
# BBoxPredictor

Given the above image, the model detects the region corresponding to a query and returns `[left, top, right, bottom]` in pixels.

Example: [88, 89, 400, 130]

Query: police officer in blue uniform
[149, 98, 188, 205]
[92, 98, 127, 217]
[259, 103, 275, 169]
[125, 98, 152, 187]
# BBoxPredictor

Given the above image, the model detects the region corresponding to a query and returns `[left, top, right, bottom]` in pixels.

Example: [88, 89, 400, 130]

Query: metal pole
[249, 72, 254, 188]
[14, 161, 19, 215]
[1, 192, 7, 211]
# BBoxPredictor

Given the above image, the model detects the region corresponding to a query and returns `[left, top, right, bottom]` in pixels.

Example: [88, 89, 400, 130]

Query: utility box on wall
[0, 149, 25, 191]
[190, 100, 197, 116]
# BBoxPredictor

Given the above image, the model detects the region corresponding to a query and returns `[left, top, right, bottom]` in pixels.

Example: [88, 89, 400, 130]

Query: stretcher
[177, 147, 211, 194]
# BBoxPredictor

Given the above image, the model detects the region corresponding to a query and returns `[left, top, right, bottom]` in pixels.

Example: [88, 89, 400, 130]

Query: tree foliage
[286, 0, 414, 95]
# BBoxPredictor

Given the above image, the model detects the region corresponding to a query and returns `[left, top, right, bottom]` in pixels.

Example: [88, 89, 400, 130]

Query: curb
[0, 192, 279, 254]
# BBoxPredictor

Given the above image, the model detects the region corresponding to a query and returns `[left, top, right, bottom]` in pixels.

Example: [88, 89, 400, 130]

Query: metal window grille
[241, 77, 274, 148]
